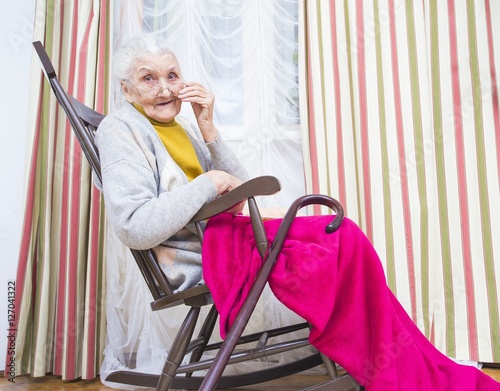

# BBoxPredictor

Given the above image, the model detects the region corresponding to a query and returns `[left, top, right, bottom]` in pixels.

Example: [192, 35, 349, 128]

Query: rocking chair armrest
[189, 175, 281, 223]
[268, 194, 344, 257]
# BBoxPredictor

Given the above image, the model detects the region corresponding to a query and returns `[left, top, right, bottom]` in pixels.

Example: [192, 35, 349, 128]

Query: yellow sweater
[134, 104, 203, 181]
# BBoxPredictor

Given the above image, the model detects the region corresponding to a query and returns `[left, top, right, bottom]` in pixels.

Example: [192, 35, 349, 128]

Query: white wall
[0, 2, 37, 370]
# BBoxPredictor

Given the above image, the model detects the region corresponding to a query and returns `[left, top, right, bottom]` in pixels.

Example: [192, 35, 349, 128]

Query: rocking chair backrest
[32, 41, 176, 301]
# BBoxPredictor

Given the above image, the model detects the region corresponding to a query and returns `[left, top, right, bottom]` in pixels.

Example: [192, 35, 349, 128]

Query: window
[115, 0, 304, 206]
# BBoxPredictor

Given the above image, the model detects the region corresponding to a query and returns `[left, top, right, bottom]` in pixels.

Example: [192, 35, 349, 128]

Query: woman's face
[122, 52, 184, 123]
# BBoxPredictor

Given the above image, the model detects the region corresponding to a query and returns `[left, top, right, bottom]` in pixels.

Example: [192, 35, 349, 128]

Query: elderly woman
[96, 34, 499, 391]
[96, 34, 247, 291]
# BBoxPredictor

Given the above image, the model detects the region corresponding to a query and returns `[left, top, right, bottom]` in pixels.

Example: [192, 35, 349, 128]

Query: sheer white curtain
[112, 0, 305, 207]
[101, 2, 319, 388]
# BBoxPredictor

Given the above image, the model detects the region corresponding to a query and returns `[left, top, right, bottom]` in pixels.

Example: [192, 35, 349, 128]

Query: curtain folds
[300, 0, 500, 363]
[7, 0, 111, 380]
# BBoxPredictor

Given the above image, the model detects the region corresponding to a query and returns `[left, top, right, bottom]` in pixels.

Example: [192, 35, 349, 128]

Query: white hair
[113, 34, 179, 81]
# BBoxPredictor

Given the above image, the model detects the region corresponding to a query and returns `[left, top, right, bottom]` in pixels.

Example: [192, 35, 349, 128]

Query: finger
[179, 82, 208, 95]
[182, 95, 213, 110]
[227, 200, 246, 215]
[179, 84, 213, 101]
[181, 80, 203, 88]
[180, 90, 213, 104]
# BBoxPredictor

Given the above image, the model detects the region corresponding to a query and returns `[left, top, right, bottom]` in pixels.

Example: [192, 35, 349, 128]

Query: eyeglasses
[124, 76, 185, 98]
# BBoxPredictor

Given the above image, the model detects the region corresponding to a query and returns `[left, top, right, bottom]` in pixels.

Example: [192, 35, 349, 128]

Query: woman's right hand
[205, 170, 242, 196]
[204, 170, 245, 214]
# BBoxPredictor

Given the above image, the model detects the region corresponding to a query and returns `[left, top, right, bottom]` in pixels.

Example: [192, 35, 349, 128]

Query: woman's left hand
[178, 82, 218, 142]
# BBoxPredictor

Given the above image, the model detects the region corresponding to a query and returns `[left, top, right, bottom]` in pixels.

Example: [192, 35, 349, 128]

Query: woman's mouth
[155, 100, 174, 108]
[155, 100, 173, 107]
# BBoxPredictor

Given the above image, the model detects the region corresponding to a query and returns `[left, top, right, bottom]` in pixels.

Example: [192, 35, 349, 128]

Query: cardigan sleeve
[95, 111, 218, 250]
[206, 135, 249, 182]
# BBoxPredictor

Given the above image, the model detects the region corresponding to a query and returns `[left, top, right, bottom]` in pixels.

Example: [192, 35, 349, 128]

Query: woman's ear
[121, 80, 133, 102]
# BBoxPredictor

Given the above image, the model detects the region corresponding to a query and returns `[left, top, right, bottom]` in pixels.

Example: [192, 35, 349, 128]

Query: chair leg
[312, 319, 338, 380]
[320, 352, 339, 378]
[186, 305, 218, 377]
[156, 306, 201, 391]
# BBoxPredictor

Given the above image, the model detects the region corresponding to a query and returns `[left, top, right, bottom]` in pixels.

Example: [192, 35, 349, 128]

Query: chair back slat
[33, 41, 103, 183]
[33, 41, 174, 302]
[131, 249, 173, 297]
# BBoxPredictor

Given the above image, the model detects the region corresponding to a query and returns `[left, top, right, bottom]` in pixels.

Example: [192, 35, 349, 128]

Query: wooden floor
[1, 367, 499, 390]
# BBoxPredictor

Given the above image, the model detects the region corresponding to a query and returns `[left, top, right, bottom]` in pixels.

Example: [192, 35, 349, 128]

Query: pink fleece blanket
[202, 213, 499, 391]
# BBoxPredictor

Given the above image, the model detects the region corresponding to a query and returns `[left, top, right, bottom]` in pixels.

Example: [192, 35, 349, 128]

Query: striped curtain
[300, 0, 500, 363]
[6, 0, 111, 380]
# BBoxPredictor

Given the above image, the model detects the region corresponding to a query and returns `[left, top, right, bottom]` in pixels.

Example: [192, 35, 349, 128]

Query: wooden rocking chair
[33, 40, 360, 391]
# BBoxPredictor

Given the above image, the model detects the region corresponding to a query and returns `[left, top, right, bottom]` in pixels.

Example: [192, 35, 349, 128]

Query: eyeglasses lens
[127, 78, 184, 97]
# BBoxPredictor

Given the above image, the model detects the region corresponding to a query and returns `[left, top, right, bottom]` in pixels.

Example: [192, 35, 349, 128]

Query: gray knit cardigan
[95, 103, 248, 291]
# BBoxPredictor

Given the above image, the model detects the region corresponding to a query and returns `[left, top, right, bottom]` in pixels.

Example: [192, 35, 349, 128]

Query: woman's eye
[168, 72, 178, 81]
[143, 75, 155, 83]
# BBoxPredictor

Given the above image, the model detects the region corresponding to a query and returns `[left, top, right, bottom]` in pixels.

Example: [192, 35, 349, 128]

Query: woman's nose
[155, 82, 174, 97]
